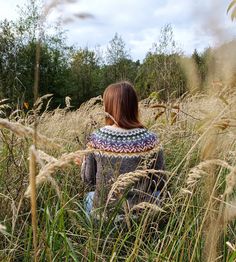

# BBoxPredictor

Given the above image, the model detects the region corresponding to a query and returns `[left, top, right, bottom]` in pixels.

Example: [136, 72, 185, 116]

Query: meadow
[0, 0, 236, 261]
[0, 84, 236, 261]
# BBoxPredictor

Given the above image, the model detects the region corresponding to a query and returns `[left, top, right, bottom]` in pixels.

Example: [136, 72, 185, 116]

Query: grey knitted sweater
[81, 125, 165, 210]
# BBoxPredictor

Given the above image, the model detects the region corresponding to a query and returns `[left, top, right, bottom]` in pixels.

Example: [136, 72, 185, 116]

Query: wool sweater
[81, 125, 165, 211]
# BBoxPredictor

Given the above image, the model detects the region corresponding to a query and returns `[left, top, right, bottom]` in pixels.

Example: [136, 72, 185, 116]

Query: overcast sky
[0, 0, 235, 60]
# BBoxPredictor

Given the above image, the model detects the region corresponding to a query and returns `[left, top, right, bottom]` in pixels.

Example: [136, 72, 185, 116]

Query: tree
[106, 33, 130, 65]
[153, 24, 179, 55]
[191, 48, 211, 91]
[70, 47, 102, 105]
[102, 33, 139, 87]
[0, 0, 72, 108]
[135, 24, 187, 100]
[104, 33, 129, 82]
[0, 20, 18, 101]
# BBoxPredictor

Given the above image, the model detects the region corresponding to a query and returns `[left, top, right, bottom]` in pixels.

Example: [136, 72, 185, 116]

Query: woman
[79, 81, 165, 214]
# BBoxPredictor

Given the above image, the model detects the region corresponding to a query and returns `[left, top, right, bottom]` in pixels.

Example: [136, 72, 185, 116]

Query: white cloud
[1, 0, 235, 60]
[0, 0, 26, 20]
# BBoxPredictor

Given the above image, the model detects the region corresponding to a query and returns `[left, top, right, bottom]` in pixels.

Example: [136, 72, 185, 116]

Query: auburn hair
[103, 81, 144, 129]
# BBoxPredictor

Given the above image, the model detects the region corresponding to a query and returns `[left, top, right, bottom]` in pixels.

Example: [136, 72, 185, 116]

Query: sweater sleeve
[149, 149, 166, 192]
[153, 149, 165, 171]
[81, 153, 97, 187]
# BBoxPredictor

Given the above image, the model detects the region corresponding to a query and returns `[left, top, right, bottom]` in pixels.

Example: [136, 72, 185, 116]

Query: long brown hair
[103, 81, 144, 129]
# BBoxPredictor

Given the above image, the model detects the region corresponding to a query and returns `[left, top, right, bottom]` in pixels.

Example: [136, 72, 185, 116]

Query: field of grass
[0, 87, 236, 261]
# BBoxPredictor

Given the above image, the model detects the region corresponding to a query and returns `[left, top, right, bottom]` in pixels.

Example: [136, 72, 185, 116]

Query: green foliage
[101, 33, 140, 86]
[0, 0, 72, 109]
[191, 48, 212, 91]
[135, 25, 187, 101]
[0, 1, 234, 110]
[101, 58, 140, 88]
[106, 33, 130, 65]
[70, 47, 102, 105]
[0, 20, 19, 101]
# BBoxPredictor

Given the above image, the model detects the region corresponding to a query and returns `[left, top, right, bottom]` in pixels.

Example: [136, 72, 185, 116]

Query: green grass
[0, 94, 236, 261]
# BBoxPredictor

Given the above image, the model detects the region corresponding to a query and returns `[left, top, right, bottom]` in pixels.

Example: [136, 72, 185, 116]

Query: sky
[0, 0, 235, 61]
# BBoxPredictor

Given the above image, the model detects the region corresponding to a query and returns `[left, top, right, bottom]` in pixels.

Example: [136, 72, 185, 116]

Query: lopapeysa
[88, 125, 159, 155]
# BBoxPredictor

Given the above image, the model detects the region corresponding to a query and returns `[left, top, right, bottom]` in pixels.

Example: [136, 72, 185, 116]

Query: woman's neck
[105, 125, 141, 132]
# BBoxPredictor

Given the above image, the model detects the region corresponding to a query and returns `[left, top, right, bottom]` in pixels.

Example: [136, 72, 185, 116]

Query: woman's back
[81, 125, 165, 210]
[80, 81, 165, 213]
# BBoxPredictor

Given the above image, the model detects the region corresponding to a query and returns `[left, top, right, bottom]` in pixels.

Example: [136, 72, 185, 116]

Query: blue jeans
[84, 190, 161, 215]
[84, 191, 95, 214]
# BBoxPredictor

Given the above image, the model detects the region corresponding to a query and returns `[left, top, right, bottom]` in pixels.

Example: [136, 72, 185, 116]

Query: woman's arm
[149, 149, 166, 192]
[81, 153, 97, 187]
[153, 149, 165, 171]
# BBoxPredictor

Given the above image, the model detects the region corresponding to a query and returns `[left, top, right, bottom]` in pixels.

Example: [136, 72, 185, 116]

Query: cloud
[192, 0, 236, 45]
[0, 0, 26, 20]
[62, 0, 235, 60]
[1, 0, 235, 60]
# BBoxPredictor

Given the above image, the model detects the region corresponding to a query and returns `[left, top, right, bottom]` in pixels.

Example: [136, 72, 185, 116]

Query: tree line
[0, 0, 235, 110]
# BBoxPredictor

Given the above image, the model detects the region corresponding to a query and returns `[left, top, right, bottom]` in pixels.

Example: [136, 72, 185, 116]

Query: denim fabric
[84, 191, 95, 214]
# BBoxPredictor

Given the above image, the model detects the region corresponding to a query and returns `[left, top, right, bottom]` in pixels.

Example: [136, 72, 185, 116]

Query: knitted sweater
[81, 125, 165, 211]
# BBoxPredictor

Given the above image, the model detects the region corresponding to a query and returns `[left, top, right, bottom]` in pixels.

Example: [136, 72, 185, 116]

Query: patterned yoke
[81, 125, 165, 211]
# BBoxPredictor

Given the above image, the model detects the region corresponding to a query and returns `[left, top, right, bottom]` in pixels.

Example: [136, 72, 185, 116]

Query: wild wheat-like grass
[186, 159, 233, 187]
[65, 96, 72, 108]
[0, 118, 61, 149]
[0, 224, 7, 234]
[224, 166, 236, 196]
[130, 202, 166, 213]
[180, 188, 193, 195]
[0, 85, 236, 261]
[29, 146, 38, 261]
[186, 157, 236, 262]
[224, 199, 236, 223]
[24, 148, 93, 197]
[0, 99, 10, 117]
[36, 149, 58, 164]
[106, 169, 157, 205]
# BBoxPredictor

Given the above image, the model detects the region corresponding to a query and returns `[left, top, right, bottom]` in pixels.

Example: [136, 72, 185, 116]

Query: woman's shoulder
[89, 125, 158, 142]
[87, 125, 159, 154]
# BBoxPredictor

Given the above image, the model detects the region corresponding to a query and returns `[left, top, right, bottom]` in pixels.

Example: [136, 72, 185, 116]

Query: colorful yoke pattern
[88, 125, 158, 155]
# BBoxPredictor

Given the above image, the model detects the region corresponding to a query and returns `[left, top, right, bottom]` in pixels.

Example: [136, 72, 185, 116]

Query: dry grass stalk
[44, 175, 62, 199]
[180, 188, 193, 195]
[29, 146, 38, 262]
[130, 202, 166, 213]
[34, 94, 53, 113]
[204, 196, 236, 262]
[104, 112, 119, 126]
[186, 159, 233, 187]
[224, 199, 236, 222]
[226, 241, 236, 251]
[0, 223, 7, 234]
[105, 169, 168, 207]
[227, 0, 236, 20]
[109, 252, 117, 262]
[25, 149, 93, 197]
[150, 103, 180, 125]
[29, 147, 61, 198]
[106, 170, 151, 205]
[30, 147, 45, 167]
[0, 99, 10, 117]
[188, 159, 236, 262]
[224, 167, 236, 196]
[37, 149, 58, 163]
[187, 157, 236, 196]
[65, 96, 72, 108]
[0, 118, 61, 149]
[0, 98, 9, 106]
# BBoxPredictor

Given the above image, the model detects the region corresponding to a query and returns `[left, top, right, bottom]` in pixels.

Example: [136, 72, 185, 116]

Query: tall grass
[0, 88, 236, 261]
[0, 0, 236, 260]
